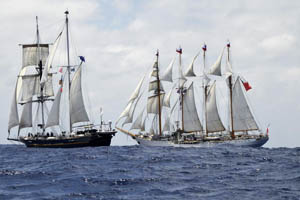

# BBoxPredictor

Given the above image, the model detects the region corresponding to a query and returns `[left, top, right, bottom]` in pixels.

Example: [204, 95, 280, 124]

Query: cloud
[260, 34, 297, 54]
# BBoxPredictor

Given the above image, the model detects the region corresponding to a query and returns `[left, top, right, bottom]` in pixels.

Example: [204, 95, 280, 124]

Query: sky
[1, 0, 299, 147]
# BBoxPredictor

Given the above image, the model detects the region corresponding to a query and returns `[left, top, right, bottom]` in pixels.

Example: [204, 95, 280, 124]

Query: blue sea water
[0, 145, 299, 200]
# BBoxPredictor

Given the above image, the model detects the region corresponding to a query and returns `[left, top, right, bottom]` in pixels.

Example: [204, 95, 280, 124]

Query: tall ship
[116, 43, 269, 147]
[7, 11, 116, 148]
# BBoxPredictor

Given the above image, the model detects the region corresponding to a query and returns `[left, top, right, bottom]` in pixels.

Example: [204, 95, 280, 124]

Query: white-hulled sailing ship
[116, 43, 268, 147]
[7, 11, 116, 148]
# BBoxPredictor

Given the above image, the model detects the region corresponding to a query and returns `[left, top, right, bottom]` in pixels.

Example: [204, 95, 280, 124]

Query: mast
[156, 50, 162, 136]
[65, 10, 72, 133]
[36, 16, 46, 134]
[227, 42, 235, 139]
[202, 44, 208, 137]
[204, 85, 208, 137]
[177, 47, 184, 131]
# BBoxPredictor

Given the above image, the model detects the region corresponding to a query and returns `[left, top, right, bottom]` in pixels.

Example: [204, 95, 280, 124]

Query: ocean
[0, 145, 299, 200]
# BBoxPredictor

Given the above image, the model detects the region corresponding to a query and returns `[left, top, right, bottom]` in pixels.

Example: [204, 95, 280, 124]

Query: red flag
[242, 81, 252, 91]
[176, 48, 182, 54]
[59, 67, 63, 73]
[266, 127, 269, 136]
[202, 44, 207, 51]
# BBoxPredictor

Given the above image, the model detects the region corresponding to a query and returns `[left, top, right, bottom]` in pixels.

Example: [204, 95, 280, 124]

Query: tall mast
[65, 10, 72, 133]
[202, 44, 208, 137]
[177, 46, 184, 131]
[156, 50, 162, 136]
[227, 42, 235, 139]
[36, 16, 46, 134]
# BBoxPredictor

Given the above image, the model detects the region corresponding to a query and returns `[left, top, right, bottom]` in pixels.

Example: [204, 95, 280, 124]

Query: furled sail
[206, 82, 225, 132]
[182, 83, 203, 132]
[69, 64, 89, 125]
[232, 77, 259, 131]
[8, 82, 20, 132]
[19, 100, 33, 129]
[161, 57, 175, 82]
[45, 88, 62, 128]
[208, 48, 224, 76]
[41, 32, 62, 85]
[147, 93, 165, 114]
[22, 44, 49, 68]
[184, 52, 199, 77]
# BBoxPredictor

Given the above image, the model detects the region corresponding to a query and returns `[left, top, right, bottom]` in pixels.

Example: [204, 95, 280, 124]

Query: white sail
[118, 101, 134, 123]
[162, 116, 170, 132]
[225, 59, 233, 76]
[20, 74, 54, 102]
[32, 103, 40, 134]
[232, 77, 259, 131]
[130, 108, 145, 130]
[41, 32, 62, 85]
[163, 99, 178, 132]
[9, 68, 27, 132]
[184, 52, 199, 77]
[163, 87, 173, 108]
[128, 74, 146, 102]
[151, 69, 158, 77]
[43, 74, 54, 97]
[149, 115, 157, 135]
[122, 93, 143, 126]
[183, 83, 203, 132]
[161, 57, 175, 82]
[70, 64, 89, 125]
[19, 100, 33, 129]
[141, 117, 146, 131]
[208, 48, 224, 76]
[8, 82, 19, 132]
[22, 44, 49, 68]
[206, 82, 225, 132]
[20, 74, 40, 102]
[147, 93, 165, 114]
[45, 88, 62, 128]
[148, 80, 164, 92]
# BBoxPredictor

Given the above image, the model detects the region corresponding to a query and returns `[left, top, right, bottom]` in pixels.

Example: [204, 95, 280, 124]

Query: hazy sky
[1, 0, 299, 147]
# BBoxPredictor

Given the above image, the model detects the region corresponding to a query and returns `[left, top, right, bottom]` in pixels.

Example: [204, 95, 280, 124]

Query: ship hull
[17, 131, 116, 148]
[135, 136, 269, 148]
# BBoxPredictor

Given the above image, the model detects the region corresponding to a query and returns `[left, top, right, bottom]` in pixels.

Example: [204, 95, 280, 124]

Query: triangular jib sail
[232, 77, 259, 132]
[70, 63, 89, 125]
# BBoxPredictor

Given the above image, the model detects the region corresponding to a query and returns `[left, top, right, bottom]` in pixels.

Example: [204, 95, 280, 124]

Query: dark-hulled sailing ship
[116, 43, 269, 147]
[7, 11, 116, 148]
